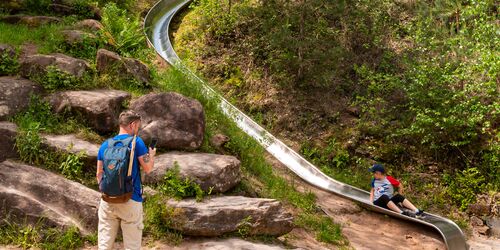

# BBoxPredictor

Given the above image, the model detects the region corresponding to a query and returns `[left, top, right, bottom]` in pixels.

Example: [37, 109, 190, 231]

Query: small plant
[0, 49, 19, 75]
[158, 163, 205, 201]
[295, 214, 348, 245]
[41, 66, 79, 91]
[0, 217, 87, 249]
[236, 215, 253, 237]
[15, 123, 45, 165]
[59, 150, 86, 180]
[143, 195, 183, 243]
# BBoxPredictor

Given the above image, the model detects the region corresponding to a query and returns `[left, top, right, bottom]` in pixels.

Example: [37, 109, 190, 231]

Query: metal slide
[143, 1, 468, 249]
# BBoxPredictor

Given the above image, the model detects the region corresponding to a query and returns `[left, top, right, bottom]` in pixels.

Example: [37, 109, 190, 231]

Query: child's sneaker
[402, 211, 415, 218]
[415, 209, 425, 218]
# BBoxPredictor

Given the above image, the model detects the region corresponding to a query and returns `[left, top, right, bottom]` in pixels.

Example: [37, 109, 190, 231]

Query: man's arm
[370, 188, 374, 203]
[138, 147, 156, 174]
[96, 160, 104, 184]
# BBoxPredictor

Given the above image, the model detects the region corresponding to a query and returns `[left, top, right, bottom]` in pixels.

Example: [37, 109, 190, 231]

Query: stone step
[165, 196, 293, 237]
[0, 160, 100, 235]
[41, 134, 99, 172]
[144, 152, 241, 193]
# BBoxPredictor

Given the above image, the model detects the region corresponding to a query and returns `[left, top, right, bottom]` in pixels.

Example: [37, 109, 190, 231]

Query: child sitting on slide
[369, 164, 425, 218]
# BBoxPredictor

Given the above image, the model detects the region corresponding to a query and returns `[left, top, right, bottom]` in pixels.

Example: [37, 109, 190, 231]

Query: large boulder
[166, 196, 294, 237]
[41, 134, 99, 171]
[0, 76, 42, 120]
[0, 160, 100, 235]
[0, 15, 61, 27]
[0, 122, 19, 161]
[48, 90, 131, 134]
[20, 53, 91, 79]
[96, 49, 151, 84]
[130, 92, 205, 150]
[144, 152, 241, 193]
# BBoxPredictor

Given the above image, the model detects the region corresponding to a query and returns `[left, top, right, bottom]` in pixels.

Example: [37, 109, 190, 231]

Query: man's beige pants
[98, 199, 144, 250]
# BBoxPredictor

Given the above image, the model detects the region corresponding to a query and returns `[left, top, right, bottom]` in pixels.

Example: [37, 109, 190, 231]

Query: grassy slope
[171, 0, 499, 228]
[0, 1, 350, 249]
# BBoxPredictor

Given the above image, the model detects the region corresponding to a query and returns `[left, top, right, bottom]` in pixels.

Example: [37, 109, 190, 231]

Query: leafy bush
[100, 3, 145, 57]
[158, 163, 205, 201]
[444, 167, 487, 211]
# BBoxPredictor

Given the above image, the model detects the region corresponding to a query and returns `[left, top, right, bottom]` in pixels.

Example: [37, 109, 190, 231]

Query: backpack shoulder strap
[109, 136, 134, 148]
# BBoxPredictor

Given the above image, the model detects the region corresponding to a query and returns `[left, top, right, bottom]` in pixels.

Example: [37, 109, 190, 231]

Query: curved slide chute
[143, 1, 468, 249]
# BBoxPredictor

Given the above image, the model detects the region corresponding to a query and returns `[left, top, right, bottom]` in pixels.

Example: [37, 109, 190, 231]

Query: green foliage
[0, 23, 64, 54]
[13, 95, 79, 134]
[295, 213, 348, 245]
[60, 151, 85, 180]
[158, 163, 205, 201]
[13, 96, 93, 182]
[15, 123, 44, 165]
[36, 65, 79, 91]
[0, 218, 89, 250]
[24, 0, 51, 14]
[444, 167, 487, 211]
[143, 195, 183, 243]
[0, 48, 19, 75]
[100, 3, 145, 57]
[60, 33, 101, 60]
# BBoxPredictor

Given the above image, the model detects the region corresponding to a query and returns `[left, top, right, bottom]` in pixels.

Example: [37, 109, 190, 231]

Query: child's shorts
[373, 194, 405, 209]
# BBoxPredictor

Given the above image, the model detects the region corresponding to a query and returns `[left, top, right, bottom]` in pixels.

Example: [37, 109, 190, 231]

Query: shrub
[100, 3, 145, 57]
[60, 151, 86, 180]
[157, 163, 205, 201]
[444, 167, 487, 211]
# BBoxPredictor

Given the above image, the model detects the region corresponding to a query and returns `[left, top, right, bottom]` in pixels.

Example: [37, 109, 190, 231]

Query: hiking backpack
[99, 135, 137, 203]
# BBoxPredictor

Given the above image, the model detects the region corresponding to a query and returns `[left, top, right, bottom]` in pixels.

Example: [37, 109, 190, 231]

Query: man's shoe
[402, 211, 415, 218]
[415, 209, 425, 218]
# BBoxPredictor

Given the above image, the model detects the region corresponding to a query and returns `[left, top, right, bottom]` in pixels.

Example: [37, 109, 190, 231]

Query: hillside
[172, 0, 499, 233]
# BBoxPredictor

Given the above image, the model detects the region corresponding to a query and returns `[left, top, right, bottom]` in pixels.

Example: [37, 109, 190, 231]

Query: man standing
[96, 110, 156, 250]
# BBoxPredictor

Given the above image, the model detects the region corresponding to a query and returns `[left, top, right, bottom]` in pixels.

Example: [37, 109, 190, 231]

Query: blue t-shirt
[97, 134, 148, 202]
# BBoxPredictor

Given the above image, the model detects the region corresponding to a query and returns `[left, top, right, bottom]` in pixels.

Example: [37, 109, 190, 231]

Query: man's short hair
[119, 110, 141, 126]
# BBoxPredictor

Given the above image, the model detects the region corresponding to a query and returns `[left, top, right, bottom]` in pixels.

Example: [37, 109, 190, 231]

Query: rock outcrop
[41, 134, 99, 171]
[20, 53, 91, 78]
[96, 49, 151, 84]
[48, 90, 130, 133]
[74, 19, 103, 31]
[0, 15, 61, 27]
[0, 160, 100, 235]
[0, 76, 42, 120]
[144, 152, 241, 193]
[130, 92, 205, 150]
[0, 122, 19, 161]
[166, 196, 293, 237]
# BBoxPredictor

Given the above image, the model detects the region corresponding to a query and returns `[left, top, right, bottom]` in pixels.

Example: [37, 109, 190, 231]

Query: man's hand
[139, 147, 156, 174]
[398, 184, 404, 195]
